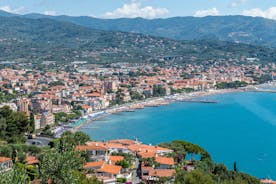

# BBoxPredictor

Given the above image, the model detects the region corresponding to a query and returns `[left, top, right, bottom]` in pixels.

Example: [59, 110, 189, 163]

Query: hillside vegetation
[0, 16, 276, 64]
[19, 13, 276, 48]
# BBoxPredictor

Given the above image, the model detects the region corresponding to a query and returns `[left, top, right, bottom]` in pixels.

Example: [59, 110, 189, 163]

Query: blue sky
[0, 0, 276, 19]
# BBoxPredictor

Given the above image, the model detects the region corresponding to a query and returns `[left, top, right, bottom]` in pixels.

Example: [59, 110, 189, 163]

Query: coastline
[69, 88, 244, 133]
[60, 81, 276, 135]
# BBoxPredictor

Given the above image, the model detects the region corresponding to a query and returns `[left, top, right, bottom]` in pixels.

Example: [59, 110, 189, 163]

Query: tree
[115, 160, 129, 169]
[0, 166, 30, 184]
[29, 113, 35, 133]
[0, 106, 30, 143]
[117, 178, 127, 183]
[73, 131, 90, 145]
[0, 117, 7, 139]
[234, 161, 238, 172]
[51, 131, 90, 153]
[41, 125, 53, 137]
[38, 149, 85, 184]
[182, 170, 214, 184]
[153, 85, 166, 97]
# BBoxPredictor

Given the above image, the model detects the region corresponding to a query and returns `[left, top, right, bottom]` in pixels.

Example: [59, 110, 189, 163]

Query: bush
[117, 178, 127, 183]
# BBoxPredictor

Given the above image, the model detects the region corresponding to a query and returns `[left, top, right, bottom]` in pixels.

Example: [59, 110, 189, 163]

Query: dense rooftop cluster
[0, 60, 274, 135]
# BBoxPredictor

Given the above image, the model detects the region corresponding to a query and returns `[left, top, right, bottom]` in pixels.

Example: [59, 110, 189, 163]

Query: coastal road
[26, 136, 53, 146]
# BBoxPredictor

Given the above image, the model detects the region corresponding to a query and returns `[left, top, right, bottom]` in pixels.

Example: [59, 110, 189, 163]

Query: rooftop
[98, 163, 122, 175]
[0, 157, 11, 163]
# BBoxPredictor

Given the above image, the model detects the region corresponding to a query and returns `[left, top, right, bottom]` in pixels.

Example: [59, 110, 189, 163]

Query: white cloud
[194, 8, 220, 17]
[229, 0, 248, 8]
[103, 1, 169, 19]
[44, 10, 57, 16]
[242, 7, 276, 20]
[0, 5, 25, 14]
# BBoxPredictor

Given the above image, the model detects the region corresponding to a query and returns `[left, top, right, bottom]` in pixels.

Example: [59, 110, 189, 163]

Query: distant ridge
[0, 10, 273, 47]
[0, 10, 17, 17]
[0, 15, 276, 63]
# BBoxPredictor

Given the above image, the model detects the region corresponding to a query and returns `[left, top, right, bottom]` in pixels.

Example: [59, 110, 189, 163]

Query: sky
[0, 0, 276, 20]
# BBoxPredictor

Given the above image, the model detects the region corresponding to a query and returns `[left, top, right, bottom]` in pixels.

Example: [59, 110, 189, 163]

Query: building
[16, 98, 30, 116]
[155, 155, 174, 169]
[85, 162, 122, 184]
[261, 179, 276, 184]
[75, 144, 108, 161]
[141, 167, 175, 183]
[0, 157, 13, 172]
[104, 80, 119, 93]
[34, 114, 42, 130]
[40, 111, 54, 128]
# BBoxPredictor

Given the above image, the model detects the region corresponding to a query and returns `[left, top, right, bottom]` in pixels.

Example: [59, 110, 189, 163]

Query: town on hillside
[0, 60, 276, 183]
[0, 132, 266, 184]
[0, 60, 275, 137]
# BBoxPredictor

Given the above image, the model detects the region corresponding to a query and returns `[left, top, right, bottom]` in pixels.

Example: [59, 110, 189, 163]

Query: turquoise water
[68, 118, 87, 127]
[81, 92, 276, 178]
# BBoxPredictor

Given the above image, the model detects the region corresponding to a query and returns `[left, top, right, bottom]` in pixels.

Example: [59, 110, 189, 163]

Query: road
[132, 158, 141, 184]
[26, 136, 53, 146]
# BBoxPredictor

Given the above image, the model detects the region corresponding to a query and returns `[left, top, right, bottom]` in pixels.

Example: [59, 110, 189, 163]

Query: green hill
[0, 16, 276, 64]
[21, 14, 276, 48]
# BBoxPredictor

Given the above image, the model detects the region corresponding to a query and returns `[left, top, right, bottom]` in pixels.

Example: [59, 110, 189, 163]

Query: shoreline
[69, 88, 244, 133]
[58, 81, 276, 135]
[53, 82, 276, 180]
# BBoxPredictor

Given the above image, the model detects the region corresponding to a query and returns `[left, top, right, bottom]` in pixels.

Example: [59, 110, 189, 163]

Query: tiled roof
[142, 167, 175, 178]
[98, 163, 121, 175]
[109, 139, 136, 146]
[84, 161, 105, 169]
[105, 143, 127, 149]
[155, 156, 174, 165]
[0, 157, 11, 163]
[26, 156, 39, 165]
[260, 179, 276, 184]
[75, 144, 108, 151]
[138, 151, 156, 158]
[109, 156, 124, 164]
[128, 144, 172, 153]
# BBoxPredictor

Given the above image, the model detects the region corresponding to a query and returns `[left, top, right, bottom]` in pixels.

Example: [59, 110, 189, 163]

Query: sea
[81, 92, 276, 179]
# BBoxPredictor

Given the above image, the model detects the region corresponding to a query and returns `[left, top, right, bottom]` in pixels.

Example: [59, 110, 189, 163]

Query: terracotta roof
[105, 143, 127, 149]
[151, 169, 175, 177]
[155, 156, 174, 165]
[98, 163, 121, 175]
[142, 167, 175, 178]
[138, 151, 156, 158]
[86, 142, 109, 148]
[85, 93, 101, 97]
[75, 145, 108, 151]
[109, 156, 124, 164]
[81, 105, 91, 109]
[109, 139, 136, 146]
[26, 156, 39, 165]
[128, 144, 172, 153]
[0, 157, 11, 163]
[261, 179, 276, 184]
[84, 161, 105, 169]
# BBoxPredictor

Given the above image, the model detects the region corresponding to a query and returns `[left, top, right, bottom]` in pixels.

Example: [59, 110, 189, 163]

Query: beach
[80, 88, 276, 178]
[67, 88, 244, 134]
[54, 81, 276, 136]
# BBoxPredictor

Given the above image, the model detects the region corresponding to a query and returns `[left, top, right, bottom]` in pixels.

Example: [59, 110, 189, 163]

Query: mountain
[0, 16, 276, 64]
[0, 10, 17, 17]
[1, 10, 276, 47]
[20, 14, 276, 48]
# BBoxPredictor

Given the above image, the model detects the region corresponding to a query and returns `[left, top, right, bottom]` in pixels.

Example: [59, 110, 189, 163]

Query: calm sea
[81, 92, 276, 179]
